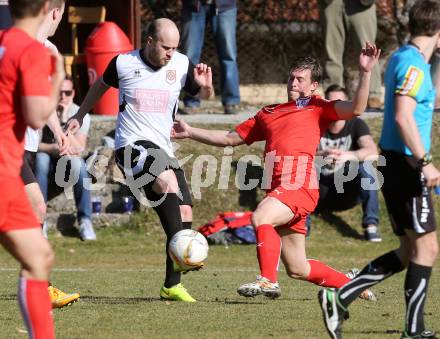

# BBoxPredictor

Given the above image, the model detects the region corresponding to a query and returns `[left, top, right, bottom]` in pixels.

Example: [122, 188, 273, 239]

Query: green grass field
[0, 118, 439, 338]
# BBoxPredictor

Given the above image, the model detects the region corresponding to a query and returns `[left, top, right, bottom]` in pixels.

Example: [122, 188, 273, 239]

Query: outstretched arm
[172, 118, 244, 147]
[334, 42, 381, 119]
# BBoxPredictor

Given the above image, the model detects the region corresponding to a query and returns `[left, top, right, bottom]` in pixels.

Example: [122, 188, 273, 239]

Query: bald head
[145, 18, 180, 67]
[147, 18, 180, 42]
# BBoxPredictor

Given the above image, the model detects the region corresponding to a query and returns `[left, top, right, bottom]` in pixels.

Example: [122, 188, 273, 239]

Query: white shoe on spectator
[79, 219, 96, 241]
[364, 224, 382, 242]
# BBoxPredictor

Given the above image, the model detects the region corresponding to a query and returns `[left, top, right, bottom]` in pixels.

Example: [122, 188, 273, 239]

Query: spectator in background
[0, 0, 11, 29]
[320, 0, 383, 110]
[36, 75, 96, 241]
[180, 0, 240, 115]
[311, 85, 381, 242]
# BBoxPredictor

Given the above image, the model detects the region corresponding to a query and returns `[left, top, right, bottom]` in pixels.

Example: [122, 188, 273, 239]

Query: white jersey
[24, 39, 58, 152]
[102, 50, 200, 158]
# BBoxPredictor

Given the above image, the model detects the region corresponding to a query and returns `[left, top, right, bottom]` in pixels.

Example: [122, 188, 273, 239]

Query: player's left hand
[171, 118, 191, 139]
[359, 42, 381, 73]
[193, 63, 213, 90]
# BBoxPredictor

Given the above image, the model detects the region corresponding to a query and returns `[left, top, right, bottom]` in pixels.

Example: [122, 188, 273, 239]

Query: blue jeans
[35, 152, 92, 222]
[181, 5, 240, 107]
[315, 162, 379, 228]
[358, 163, 380, 227]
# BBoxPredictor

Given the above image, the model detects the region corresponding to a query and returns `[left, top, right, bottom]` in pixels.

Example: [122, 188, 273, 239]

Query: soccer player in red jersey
[0, 0, 64, 337]
[172, 43, 380, 299]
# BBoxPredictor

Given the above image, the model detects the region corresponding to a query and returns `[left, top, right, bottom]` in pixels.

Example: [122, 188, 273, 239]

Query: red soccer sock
[256, 224, 281, 282]
[18, 278, 55, 339]
[306, 259, 350, 288]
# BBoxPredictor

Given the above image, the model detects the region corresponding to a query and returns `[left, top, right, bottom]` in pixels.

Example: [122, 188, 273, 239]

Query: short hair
[9, 0, 49, 19]
[325, 84, 348, 99]
[146, 21, 159, 40]
[409, 0, 440, 37]
[288, 56, 322, 83]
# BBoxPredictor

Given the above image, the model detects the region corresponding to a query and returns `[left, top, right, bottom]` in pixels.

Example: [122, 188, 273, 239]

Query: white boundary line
[0, 267, 257, 272]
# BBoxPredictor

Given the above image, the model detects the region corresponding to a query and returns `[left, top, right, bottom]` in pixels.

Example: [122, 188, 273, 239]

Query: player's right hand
[171, 118, 191, 139]
[359, 41, 381, 73]
[64, 114, 83, 135]
[422, 163, 440, 188]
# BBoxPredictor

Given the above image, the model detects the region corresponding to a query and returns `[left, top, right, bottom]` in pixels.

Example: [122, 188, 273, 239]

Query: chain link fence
[140, 1, 409, 98]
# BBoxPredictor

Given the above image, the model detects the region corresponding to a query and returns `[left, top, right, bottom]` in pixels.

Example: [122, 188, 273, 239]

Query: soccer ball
[169, 229, 209, 272]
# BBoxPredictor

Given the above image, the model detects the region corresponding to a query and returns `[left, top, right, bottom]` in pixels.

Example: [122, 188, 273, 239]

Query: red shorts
[0, 176, 40, 233]
[266, 186, 318, 235]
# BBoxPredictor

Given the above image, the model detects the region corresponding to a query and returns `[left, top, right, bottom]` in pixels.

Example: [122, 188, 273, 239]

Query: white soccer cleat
[237, 275, 281, 299]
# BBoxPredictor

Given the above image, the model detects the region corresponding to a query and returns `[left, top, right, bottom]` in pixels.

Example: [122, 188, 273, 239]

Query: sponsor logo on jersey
[134, 89, 169, 113]
[0, 46, 4, 60]
[166, 70, 176, 85]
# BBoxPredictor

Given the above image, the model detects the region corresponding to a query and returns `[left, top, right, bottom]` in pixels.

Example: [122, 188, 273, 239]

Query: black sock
[404, 262, 432, 335]
[182, 221, 192, 229]
[152, 193, 183, 288]
[338, 250, 405, 308]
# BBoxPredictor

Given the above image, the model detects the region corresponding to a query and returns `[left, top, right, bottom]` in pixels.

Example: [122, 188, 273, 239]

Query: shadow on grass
[0, 294, 163, 305]
[356, 329, 401, 335]
[56, 214, 81, 239]
[0, 294, 15, 301]
[80, 295, 161, 304]
[222, 299, 265, 305]
[315, 211, 364, 240]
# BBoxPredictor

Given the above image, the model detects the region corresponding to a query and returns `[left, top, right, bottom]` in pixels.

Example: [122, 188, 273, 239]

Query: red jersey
[235, 96, 339, 191]
[0, 28, 52, 177]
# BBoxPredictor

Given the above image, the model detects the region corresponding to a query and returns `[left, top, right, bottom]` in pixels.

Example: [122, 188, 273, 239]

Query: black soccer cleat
[318, 289, 349, 339]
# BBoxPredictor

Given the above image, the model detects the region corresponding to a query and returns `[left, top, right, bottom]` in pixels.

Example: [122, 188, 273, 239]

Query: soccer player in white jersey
[18, 0, 81, 308]
[66, 18, 214, 302]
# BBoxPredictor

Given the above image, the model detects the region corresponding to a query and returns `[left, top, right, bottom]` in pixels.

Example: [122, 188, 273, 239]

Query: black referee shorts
[115, 140, 192, 206]
[379, 150, 436, 236]
[20, 151, 37, 185]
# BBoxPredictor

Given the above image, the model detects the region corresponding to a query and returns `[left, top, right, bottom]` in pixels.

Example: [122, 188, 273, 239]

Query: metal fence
[140, 0, 407, 91]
